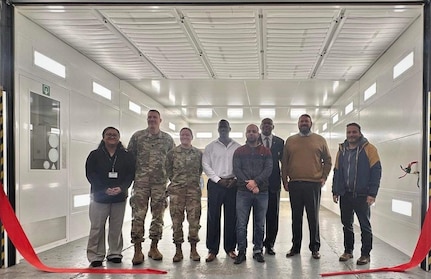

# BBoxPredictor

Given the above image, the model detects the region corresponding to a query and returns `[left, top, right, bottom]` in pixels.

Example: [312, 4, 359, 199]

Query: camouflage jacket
[127, 128, 174, 184]
[166, 145, 203, 188]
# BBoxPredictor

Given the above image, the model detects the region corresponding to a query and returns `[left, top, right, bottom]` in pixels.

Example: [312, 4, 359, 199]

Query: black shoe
[90, 261, 103, 267]
[266, 247, 276, 255]
[253, 252, 265, 263]
[286, 250, 300, 257]
[107, 257, 122, 263]
[312, 251, 321, 259]
[234, 252, 246, 264]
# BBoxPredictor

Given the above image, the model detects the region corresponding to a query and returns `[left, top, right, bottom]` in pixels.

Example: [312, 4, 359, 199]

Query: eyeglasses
[105, 133, 119, 138]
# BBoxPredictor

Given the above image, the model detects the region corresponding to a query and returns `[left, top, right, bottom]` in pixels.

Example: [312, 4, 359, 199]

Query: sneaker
[339, 253, 353, 262]
[356, 255, 370, 265]
[234, 251, 246, 264]
[90, 261, 103, 267]
[253, 252, 265, 263]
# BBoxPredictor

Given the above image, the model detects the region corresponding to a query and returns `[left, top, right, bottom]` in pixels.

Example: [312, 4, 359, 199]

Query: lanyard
[102, 147, 118, 172]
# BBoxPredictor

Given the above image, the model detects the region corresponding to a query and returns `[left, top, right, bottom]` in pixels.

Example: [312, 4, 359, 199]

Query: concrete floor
[0, 201, 430, 279]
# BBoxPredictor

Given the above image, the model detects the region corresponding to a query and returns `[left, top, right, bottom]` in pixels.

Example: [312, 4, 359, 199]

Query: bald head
[246, 124, 259, 145]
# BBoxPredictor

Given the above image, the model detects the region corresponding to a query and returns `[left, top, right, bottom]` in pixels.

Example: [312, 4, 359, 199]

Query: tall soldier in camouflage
[127, 109, 175, 265]
[166, 127, 203, 262]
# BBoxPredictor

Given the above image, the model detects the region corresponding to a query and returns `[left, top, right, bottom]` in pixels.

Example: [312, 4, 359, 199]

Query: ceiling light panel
[196, 108, 213, 118]
[227, 108, 244, 118]
[101, 8, 210, 79]
[259, 108, 275, 118]
[316, 7, 420, 80]
[265, 8, 339, 79]
[182, 9, 260, 79]
[20, 7, 160, 80]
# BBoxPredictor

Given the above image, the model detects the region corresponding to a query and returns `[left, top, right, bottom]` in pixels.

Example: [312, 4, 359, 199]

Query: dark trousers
[263, 190, 280, 249]
[206, 180, 237, 255]
[340, 192, 372, 256]
[288, 181, 321, 252]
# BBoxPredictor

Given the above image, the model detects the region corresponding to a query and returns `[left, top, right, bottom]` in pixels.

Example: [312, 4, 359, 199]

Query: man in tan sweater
[281, 114, 332, 260]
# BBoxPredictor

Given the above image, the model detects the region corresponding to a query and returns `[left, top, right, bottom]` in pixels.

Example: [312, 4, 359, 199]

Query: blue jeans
[236, 190, 268, 253]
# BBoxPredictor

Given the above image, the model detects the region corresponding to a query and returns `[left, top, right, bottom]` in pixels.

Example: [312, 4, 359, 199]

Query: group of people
[84, 109, 382, 268]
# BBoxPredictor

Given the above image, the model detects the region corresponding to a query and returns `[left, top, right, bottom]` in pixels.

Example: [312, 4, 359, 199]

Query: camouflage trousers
[130, 182, 167, 243]
[168, 185, 202, 244]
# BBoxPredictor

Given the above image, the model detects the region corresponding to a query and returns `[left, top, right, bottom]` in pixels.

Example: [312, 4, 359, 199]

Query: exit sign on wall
[42, 84, 50, 96]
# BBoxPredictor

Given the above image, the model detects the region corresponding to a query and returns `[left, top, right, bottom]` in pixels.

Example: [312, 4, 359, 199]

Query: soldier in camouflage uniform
[127, 109, 175, 265]
[166, 127, 203, 262]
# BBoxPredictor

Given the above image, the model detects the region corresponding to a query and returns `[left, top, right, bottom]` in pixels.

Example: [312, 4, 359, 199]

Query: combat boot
[132, 242, 144, 265]
[173, 243, 183, 262]
[190, 243, 201, 261]
[148, 239, 163, 260]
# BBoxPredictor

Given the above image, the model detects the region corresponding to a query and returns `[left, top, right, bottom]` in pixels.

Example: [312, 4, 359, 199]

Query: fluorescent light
[196, 132, 213, 139]
[73, 194, 90, 207]
[129, 101, 141, 114]
[230, 132, 243, 138]
[333, 81, 339, 91]
[364, 82, 376, 101]
[394, 5, 406, 12]
[34, 51, 66, 78]
[196, 108, 213, 118]
[171, 132, 180, 139]
[345, 102, 353, 115]
[290, 109, 306, 119]
[322, 123, 328, 131]
[259, 108, 275, 118]
[393, 52, 414, 79]
[332, 113, 339, 124]
[227, 108, 243, 118]
[169, 90, 175, 103]
[151, 80, 160, 92]
[47, 6, 65, 12]
[169, 122, 176, 131]
[92, 82, 111, 100]
[392, 199, 412, 216]
[50, 128, 60, 134]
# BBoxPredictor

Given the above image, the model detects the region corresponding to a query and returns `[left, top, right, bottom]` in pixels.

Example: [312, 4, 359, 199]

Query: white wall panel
[16, 75, 70, 250]
[69, 211, 91, 241]
[69, 95, 101, 143]
[14, 12, 172, 250]
[322, 15, 423, 256]
[69, 141, 94, 192]
[360, 74, 421, 145]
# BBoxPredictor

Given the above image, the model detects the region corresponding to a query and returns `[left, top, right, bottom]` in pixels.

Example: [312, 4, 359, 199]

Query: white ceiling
[15, 3, 422, 124]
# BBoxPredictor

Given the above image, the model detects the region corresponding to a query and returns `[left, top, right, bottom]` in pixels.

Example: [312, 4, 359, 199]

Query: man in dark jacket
[332, 123, 382, 266]
[260, 118, 284, 255]
[233, 124, 272, 264]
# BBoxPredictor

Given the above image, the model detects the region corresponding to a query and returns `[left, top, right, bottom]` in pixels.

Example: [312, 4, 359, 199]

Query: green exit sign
[42, 84, 50, 96]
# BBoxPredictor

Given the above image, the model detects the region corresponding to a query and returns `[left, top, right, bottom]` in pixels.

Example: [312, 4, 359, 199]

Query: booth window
[30, 92, 60, 170]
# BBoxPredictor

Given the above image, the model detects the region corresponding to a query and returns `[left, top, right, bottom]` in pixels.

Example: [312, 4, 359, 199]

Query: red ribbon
[0, 185, 167, 274]
[321, 203, 431, 277]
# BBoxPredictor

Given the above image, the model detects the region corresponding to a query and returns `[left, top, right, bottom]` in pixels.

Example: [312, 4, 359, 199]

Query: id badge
[108, 172, 118, 178]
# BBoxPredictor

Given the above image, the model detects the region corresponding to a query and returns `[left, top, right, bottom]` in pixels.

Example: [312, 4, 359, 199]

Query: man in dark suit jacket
[260, 118, 284, 255]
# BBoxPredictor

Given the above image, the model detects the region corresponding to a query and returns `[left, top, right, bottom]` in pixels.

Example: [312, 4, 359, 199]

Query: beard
[299, 125, 311, 134]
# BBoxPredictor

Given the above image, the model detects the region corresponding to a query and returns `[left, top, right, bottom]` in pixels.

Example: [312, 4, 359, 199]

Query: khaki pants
[87, 201, 126, 262]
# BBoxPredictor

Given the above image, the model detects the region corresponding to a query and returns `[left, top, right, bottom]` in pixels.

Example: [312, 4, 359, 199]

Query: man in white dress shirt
[202, 119, 241, 262]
